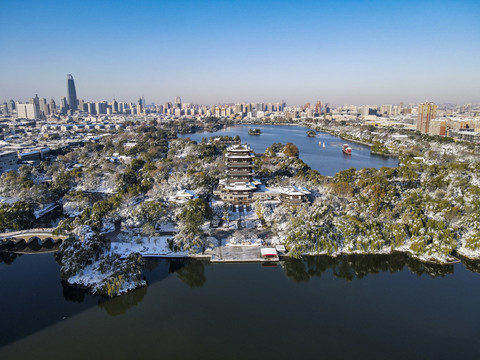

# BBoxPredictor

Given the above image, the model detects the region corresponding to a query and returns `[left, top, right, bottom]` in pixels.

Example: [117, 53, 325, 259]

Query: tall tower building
[219, 144, 258, 206]
[49, 99, 57, 115]
[416, 102, 437, 133]
[60, 97, 68, 115]
[175, 96, 182, 109]
[112, 98, 118, 113]
[67, 74, 78, 112]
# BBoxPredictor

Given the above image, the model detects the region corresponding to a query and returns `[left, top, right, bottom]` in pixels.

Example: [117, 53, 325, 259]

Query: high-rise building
[112, 98, 118, 113]
[234, 104, 243, 114]
[39, 97, 49, 116]
[49, 99, 57, 115]
[7, 100, 15, 113]
[315, 101, 322, 114]
[175, 96, 182, 109]
[16, 102, 38, 119]
[416, 102, 437, 133]
[96, 101, 107, 114]
[30, 94, 41, 116]
[60, 97, 68, 115]
[67, 74, 78, 112]
[88, 102, 96, 115]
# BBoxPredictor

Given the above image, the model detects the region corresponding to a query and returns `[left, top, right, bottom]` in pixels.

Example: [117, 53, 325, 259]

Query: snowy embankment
[67, 262, 147, 295]
[58, 226, 147, 297]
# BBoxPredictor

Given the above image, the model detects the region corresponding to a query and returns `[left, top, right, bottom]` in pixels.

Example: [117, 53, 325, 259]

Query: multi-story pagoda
[218, 144, 260, 206]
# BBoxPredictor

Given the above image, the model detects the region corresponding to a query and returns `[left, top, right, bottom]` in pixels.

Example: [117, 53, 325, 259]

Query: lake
[179, 125, 398, 176]
[1, 253, 480, 359]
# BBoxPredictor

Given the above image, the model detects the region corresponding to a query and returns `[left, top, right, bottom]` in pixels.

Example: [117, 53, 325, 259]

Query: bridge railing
[0, 228, 57, 238]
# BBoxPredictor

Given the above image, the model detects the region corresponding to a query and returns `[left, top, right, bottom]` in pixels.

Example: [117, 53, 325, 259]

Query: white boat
[342, 144, 352, 155]
[322, 142, 325, 148]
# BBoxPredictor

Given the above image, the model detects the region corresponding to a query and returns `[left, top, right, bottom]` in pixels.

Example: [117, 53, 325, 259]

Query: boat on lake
[342, 144, 352, 155]
[248, 128, 262, 135]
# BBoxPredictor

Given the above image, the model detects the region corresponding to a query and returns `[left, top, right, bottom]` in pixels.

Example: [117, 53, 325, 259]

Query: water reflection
[457, 255, 480, 274]
[98, 286, 148, 316]
[281, 254, 455, 283]
[61, 280, 86, 303]
[176, 260, 206, 288]
[0, 252, 21, 264]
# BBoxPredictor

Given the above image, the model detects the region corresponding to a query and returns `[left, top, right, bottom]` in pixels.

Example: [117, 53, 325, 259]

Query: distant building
[60, 97, 68, 115]
[112, 99, 118, 113]
[88, 102, 96, 115]
[175, 96, 182, 109]
[67, 74, 78, 112]
[16, 103, 38, 119]
[0, 151, 19, 174]
[136, 103, 143, 115]
[7, 100, 15, 113]
[429, 119, 447, 136]
[49, 99, 57, 115]
[417, 102, 437, 133]
[96, 102, 107, 115]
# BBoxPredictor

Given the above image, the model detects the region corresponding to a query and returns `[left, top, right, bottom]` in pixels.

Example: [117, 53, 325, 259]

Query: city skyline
[1, 0, 479, 104]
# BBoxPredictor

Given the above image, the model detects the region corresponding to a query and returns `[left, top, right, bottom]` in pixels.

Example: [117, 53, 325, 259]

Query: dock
[210, 246, 279, 263]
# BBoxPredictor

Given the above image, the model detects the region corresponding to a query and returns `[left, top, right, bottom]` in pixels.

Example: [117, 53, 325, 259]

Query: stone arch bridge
[0, 228, 67, 253]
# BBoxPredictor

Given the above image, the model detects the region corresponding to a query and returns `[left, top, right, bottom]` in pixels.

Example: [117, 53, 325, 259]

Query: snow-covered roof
[227, 143, 253, 152]
[175, 189, 195, 198]
[225, 182, 257, 191]
[280, 185, 310, 196]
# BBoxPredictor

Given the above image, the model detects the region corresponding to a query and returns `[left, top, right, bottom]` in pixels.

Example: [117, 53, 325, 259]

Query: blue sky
[1, 0, 479, 105]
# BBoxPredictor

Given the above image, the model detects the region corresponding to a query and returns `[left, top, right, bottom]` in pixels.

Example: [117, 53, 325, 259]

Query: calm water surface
[1, 253, 480, 359]
[179, 125, 398, 176]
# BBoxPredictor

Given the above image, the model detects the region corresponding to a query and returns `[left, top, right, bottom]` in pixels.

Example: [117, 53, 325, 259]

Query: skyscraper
[67, 74, 78, 112]
[60, 97, 68, 115]
[416, 102, 437, 133]
[175, 96, 182, 109]
[50, 99, 57, 115]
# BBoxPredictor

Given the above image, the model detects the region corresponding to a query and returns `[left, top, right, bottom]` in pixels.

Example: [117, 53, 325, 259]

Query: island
[248, 128, 262, 135]
[306, 130, 317, 137]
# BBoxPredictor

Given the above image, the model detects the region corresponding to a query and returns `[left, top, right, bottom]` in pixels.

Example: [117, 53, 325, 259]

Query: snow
[111, 235, 188, 258]
[63, 201, 86, 217]
[34, 203, 57, 219]
[226, 232, 263, 246]
[0, 196, 19, 205]
[160, 222, 178, 232]
[67, 263, 147, 295]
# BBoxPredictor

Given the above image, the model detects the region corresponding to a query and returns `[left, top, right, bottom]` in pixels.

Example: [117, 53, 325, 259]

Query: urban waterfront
[1, 253, 480, 359]
[179, 125, 398, 176]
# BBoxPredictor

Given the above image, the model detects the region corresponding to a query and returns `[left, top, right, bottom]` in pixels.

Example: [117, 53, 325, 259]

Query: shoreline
[108, 240, 474, 266]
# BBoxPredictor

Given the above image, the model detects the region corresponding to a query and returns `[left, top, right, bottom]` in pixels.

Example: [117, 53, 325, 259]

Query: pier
[209, 246, 279, 263]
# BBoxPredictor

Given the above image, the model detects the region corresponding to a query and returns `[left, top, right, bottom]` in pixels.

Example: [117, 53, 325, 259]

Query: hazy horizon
[1, 0, 479, 105]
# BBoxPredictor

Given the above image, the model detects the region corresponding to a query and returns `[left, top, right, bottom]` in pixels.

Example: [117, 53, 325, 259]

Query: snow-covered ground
[67, 263, 147, 295]
[111, 234, 188, 258]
